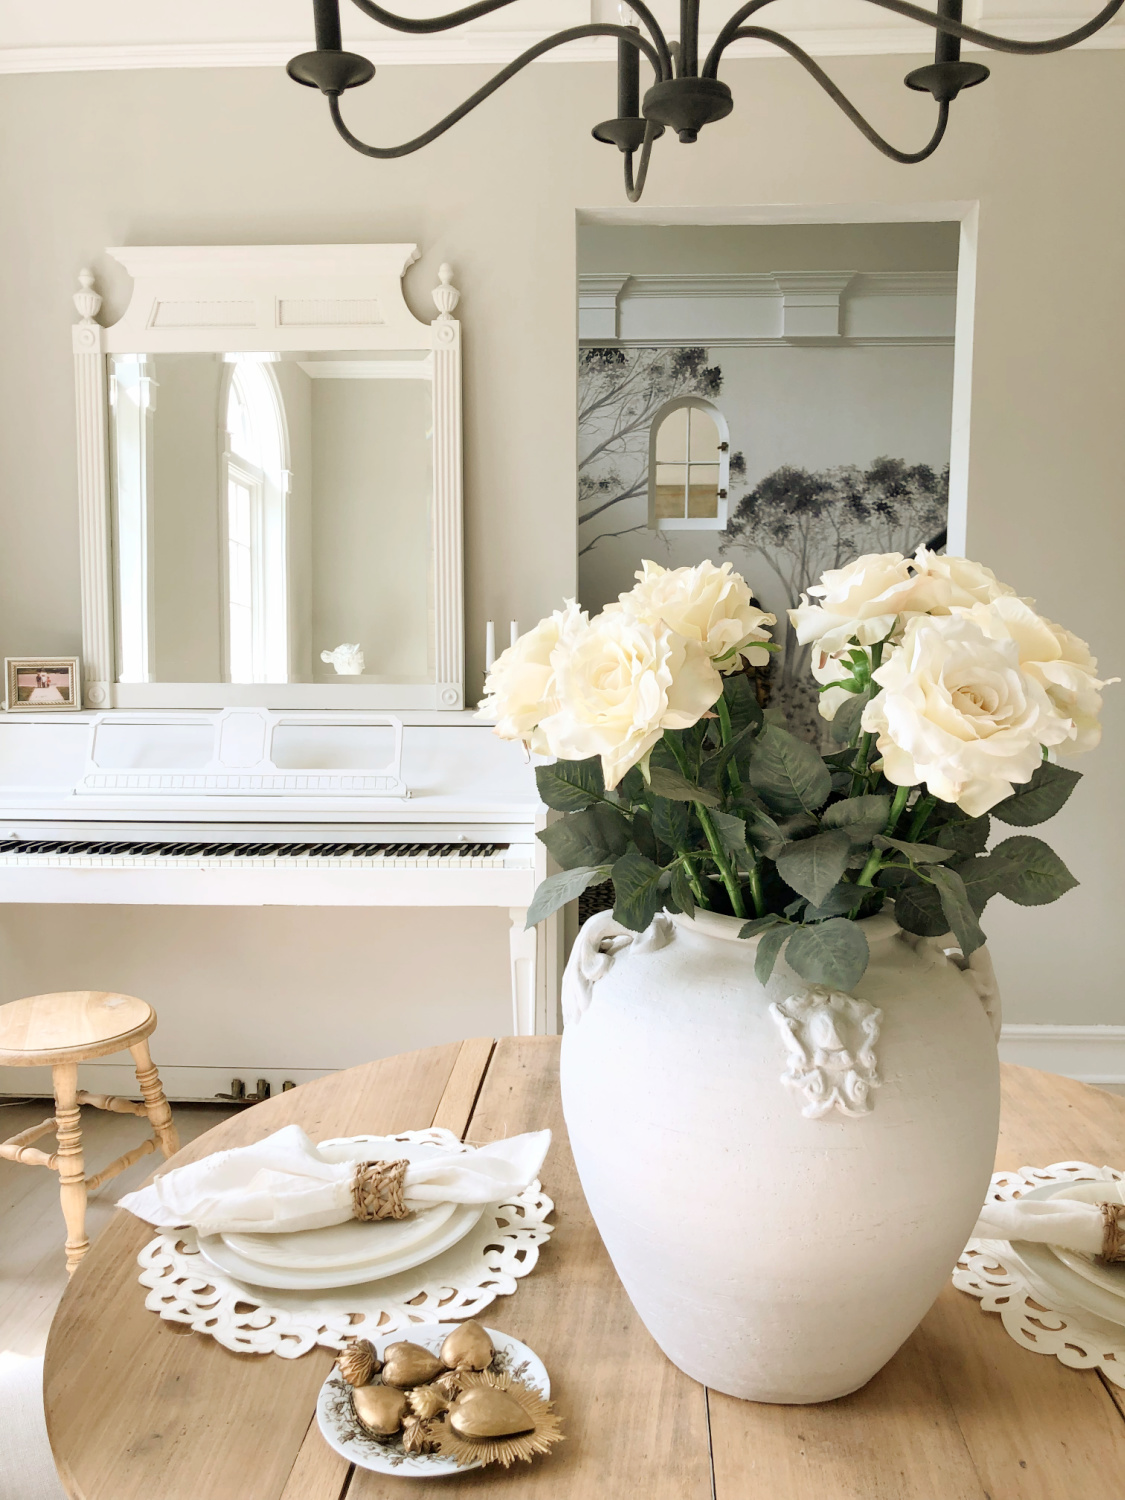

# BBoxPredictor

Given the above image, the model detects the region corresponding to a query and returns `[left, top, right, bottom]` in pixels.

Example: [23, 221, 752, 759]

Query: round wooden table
[45, 1039, 1125, 1499]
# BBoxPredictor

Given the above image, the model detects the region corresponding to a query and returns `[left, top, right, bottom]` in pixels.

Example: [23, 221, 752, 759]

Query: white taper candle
[510, 620, 519, 647]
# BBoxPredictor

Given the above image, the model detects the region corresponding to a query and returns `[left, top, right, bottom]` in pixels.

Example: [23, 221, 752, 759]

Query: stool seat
[0, 989, 177, 1274]
[0, 991, 156, 1066]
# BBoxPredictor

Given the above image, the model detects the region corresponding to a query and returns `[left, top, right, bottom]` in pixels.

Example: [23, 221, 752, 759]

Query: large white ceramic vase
[559, 908, 1001, 1403]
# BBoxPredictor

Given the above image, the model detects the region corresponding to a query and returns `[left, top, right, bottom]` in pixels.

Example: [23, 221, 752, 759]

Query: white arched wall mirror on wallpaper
[73, 244, 464, 711]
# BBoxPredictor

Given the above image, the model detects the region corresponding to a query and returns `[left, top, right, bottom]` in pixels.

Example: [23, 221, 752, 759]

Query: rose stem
[855, 783, 911, 888]
[666, 730, 748, 920]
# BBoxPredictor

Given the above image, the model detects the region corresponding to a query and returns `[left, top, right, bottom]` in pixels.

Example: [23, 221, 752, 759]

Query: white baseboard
[999, 1025, 1125, 1085]
[0, 1062, 332, 1103]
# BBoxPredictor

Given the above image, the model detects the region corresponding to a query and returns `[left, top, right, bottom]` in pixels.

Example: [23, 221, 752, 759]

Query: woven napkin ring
[352, 1159, 410, 1221]
[1101, 1201, 1125, 1263]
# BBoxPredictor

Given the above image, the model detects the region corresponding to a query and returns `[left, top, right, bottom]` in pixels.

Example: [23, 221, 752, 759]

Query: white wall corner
[999, 1024, 1125, 1085]
[578, 275, 631, 340]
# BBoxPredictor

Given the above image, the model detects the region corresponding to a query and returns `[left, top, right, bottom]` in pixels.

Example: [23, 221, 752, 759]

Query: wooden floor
[0, 1097, 237, 1358]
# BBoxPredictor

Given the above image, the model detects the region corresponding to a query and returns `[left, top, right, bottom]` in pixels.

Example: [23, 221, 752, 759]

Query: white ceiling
[0, 0, 1119, 71]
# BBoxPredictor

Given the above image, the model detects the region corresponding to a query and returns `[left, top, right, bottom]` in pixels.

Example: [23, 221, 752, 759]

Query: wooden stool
[0, 991, 179, 1274]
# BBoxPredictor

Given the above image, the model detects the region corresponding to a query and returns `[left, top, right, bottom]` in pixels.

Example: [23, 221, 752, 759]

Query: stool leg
[52, 1062, 89, 1275]
[130, 1039, 179, 1159]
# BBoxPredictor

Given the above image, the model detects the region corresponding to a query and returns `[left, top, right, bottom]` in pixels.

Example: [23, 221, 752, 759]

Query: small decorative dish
[316, 1322, 556, 1477]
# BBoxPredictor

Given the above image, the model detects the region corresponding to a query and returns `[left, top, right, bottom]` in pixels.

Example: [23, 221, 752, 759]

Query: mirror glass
[109, 350, 434, 685]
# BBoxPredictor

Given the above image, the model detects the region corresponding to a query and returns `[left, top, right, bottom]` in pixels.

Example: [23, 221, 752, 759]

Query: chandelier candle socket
[289, 0, 1124, 201]
[483, 551, 1114, 1401]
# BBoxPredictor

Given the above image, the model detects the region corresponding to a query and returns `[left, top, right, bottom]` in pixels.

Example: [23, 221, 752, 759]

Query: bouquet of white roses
[479, 554, 1113, 992]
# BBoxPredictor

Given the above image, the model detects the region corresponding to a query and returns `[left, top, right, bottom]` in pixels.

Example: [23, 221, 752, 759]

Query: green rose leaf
[650, 796, 692, 854]
[723, 673, 765, 736]
[989, 762, 1083, 827]
[669, 862, 696, 917]
[988, 835, 1080, 906]
[821, 794, 892, 844]
[535, 757, 605, 812]
[785, 919, 870, 991]
[933, 812, 991, 857]
[738, 913, 784, 939]
[804, 882, 874, 920]
[881, 869, 948, 937]
[526, 865, 612, 927]
[611, 852, 667, 932]
[537, 803, 631, 870]
[948, 853, 1006, 915]
[928, 864, 986, 956]
[711, 810, 751, 858]
[700, 722, 758, 792]
[747, 724, 832, 815]
[776, 830, 852, 907]
[646, 765, 721, 808]
[829, 685, 873, 745]
[738, 805, 787, 860]
[753, 922, 792, 985]
[875, 835, 954, 864]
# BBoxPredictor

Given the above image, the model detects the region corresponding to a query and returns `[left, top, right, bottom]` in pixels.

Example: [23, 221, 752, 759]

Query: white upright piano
[0, 245, 559, 1098]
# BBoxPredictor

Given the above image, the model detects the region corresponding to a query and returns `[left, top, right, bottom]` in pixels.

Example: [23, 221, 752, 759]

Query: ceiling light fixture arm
[724, 28, 952, 162]
[347, 0, 672, 75]
[323, 24, 663, 159]
[706, 0, 1125, 72]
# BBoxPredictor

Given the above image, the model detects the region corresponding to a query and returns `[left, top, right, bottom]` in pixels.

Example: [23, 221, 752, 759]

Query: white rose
[960, 595, 1114, 755]
[538, 611, 722, 789]
[477, 600, 586, 747]
[861, 610, 1075, 817]
[911, 547, 1015, 610]
[613, 559, 775, 670]
[789, 552, 947, 654]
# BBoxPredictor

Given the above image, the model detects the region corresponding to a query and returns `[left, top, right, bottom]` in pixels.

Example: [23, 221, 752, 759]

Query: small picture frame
[4, 656, 82, 712]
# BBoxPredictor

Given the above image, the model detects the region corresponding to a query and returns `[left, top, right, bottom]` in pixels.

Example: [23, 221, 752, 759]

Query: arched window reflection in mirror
[221, 357, 290, 683]
[649, 398, 730, 531]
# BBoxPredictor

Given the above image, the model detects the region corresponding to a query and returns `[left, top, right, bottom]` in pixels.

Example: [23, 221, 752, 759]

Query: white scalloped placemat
[133, 1128, 555, 1358]
[955, 1160, 1125, 1388]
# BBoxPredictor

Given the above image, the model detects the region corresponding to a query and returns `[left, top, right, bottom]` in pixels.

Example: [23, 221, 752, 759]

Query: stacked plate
[193, 1135, 485, 1292]
[1009, 1179, 1125, 1332]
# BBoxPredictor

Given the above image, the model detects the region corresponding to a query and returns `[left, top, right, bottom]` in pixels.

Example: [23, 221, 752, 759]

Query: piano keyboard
[0, 838, 513, 867]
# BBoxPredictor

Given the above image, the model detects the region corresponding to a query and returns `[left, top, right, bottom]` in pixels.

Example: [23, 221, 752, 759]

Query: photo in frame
[4, 656, 82, 712]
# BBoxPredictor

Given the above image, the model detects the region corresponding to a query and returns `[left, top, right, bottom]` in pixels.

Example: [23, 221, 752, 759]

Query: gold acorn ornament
[351, 1384, 409, 1440]
[336, 1339, 380, 1388]
[440, 1320, 494, 1372]
[442, 1370, 563, 1469]
[380, 1341, 446, 1388]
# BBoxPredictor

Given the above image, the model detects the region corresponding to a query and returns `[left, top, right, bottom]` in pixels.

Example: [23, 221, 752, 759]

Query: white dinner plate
[196, 1200, 485, 1291]
[1008, 1179, 1125, 1332]
[316, 1323, 549, 1478]
[1042, 1180, 1125, 1299]
[223, 1201, 458, 1273]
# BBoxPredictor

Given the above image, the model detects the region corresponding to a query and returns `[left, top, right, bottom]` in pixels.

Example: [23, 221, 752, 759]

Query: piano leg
[508, 909, 538, 1037]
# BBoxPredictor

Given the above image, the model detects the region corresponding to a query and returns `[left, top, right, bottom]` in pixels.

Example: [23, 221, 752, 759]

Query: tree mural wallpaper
[577, 344, 951, 742]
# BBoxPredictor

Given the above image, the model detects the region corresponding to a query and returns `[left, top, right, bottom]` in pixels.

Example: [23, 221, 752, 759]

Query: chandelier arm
[857, 0, 1125, 52]
[723, 27, 951, 162]
[706, 0, 1123, 73]
[624, 120, 660, 202]
[347, 0, 673, 75]
[324, 25, 663, 158]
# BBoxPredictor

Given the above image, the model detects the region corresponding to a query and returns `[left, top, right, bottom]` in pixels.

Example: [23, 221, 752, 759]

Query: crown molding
[1, 21, 1122, 75]
[579, 269, 956, 343]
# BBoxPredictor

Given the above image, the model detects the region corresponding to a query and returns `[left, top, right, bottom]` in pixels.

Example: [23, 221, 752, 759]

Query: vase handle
[561, 910, 673, 1027]
[939, 939, 1002, 1041]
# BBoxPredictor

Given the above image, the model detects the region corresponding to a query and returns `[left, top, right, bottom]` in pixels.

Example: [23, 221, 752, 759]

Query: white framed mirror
[72, 245, 464, 711]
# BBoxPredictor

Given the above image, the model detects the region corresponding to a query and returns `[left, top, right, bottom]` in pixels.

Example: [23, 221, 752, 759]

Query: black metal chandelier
[289, 0, 1122, 201]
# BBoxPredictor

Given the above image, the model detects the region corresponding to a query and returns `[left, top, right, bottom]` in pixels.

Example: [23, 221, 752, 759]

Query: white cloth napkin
[972, 1170, 1124, 1256]
[118, 1124, 551, 1238]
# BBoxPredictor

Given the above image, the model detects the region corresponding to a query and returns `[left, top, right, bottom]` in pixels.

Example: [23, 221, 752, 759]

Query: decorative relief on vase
[769, 988, 883, 1118]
